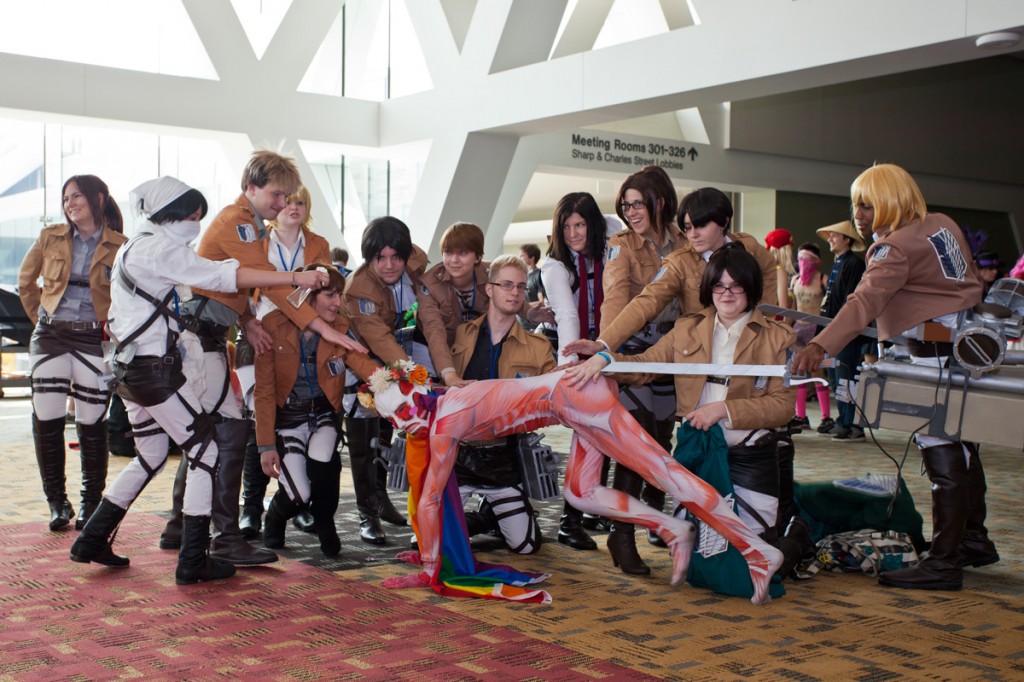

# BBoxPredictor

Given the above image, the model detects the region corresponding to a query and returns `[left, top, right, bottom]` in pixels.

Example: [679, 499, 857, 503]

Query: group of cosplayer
[20, 152, 997, 606]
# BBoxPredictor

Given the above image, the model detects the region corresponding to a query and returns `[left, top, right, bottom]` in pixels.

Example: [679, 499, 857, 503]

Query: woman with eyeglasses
[18, 175, 128, 533]
[538, 191, 619, 550]
[565, 188, 777, 362]
[565, 243, 796, 599]
[600, 166, 685, 575]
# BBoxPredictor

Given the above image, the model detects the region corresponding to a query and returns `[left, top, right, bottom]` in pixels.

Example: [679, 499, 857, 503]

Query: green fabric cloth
[674, 423, 785, 600]
[794, 478, 926, 552]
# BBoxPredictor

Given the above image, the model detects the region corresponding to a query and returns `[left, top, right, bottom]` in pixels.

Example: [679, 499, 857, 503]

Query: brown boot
[958, 444, 999, 568]
[209, 419, 278, 565]
[879, 443, 967, 591]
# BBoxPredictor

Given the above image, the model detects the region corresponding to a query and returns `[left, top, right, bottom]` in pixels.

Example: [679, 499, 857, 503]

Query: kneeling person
[255, 265, 379, 556]
[448, 255, 555, 554]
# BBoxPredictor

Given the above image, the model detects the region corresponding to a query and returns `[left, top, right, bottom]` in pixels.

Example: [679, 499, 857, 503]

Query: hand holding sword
[562, 347, 833, 388]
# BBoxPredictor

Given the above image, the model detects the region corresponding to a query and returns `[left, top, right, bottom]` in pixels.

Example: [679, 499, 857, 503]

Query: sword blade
[602, 362, 787, 376]
[757, 304, 882, 341]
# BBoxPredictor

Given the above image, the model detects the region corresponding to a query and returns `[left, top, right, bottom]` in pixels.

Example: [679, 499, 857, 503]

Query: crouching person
[70, 177, 331, 584]
[448, 255, 556, 554]
[255, 264, 379, 556]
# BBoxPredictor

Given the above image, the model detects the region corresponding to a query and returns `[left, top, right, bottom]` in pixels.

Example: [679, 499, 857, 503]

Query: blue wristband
[595, 351, 612, 365]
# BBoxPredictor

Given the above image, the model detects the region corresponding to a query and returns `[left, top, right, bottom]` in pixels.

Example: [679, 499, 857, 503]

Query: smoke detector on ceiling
[975, 32, 1021, 50]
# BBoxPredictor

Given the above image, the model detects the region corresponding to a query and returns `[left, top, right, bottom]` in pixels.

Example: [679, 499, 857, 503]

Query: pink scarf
[797, 253, 820, 287]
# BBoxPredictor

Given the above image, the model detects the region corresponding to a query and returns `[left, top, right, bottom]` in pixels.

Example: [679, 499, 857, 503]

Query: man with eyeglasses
[564, 187, 776, 362]
[444, 254, 556, 555]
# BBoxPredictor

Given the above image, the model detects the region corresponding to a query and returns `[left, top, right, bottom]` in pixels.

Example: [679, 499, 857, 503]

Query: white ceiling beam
[181, 0, 256, 82]
[0, 53, 379, 145]
[549, 0, 614, 59]
[404, 0, 463, 86]
[258, 0, 345, 91]
[489, 0, 569, 73]
[381, 0, 1024, 142]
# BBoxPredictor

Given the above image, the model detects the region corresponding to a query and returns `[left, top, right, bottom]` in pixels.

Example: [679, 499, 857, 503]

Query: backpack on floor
[794, 529, 919, 579]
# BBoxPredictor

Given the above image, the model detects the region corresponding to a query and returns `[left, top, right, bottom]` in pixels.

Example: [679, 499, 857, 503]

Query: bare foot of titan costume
[366, 363, 783, 605]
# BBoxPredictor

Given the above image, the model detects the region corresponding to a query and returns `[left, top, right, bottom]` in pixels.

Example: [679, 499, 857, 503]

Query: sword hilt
[783, 351, 834, 387]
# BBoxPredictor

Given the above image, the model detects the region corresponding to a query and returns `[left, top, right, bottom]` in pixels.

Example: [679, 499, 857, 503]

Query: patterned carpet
[0, 513, 650, 681]
[2, 392, 1024, 680]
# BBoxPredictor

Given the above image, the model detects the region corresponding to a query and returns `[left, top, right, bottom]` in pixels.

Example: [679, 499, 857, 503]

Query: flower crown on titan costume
[357, 360, 444, 423]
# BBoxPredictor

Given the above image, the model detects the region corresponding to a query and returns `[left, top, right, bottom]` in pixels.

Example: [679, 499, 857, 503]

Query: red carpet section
[0, 513, 651, 680]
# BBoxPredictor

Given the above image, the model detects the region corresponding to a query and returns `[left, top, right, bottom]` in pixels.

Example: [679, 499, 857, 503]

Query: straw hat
[816, 220, 865, 252]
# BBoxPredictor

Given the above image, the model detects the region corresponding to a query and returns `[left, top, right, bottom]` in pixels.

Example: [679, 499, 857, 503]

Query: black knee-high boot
[958, 444, 999, 568]
[345, 417, 386, 545]
[177, 515, 236, 585]
[33, 414, 73, 531]
[262, 488, 303, 550]
[308, 454, 343, 556]
[774, 436, 814, 562]
[879, 443, 968, 590]
[76, 419, 109, 530]
[558, 501, 596, 550]
[69, 498, 129, 567]
[210, 419, 278, 565]
[159, 453, 189, 550]
[375, 420, 407, 526]
[239, 431, 269, 540]
[606, 465, 650, 575]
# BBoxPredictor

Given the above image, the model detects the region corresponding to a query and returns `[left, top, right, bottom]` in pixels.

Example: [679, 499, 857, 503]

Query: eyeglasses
[620, 200, 646, 213]
[489, 280, 528, 292]
[711, 283, 745, 295]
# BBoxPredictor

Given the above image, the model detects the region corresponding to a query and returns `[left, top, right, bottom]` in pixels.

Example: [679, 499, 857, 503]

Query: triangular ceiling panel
[298, 8, 344, 96]
[439, 0, 477, 53]
[229, 0, 294, 60]
[390, 0, 433, 97]
[0, 0, 217, 79]
[593, 0, 670, 50]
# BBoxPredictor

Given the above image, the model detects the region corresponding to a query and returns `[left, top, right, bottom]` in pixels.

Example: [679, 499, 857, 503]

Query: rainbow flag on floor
[405, 433, 551, 603]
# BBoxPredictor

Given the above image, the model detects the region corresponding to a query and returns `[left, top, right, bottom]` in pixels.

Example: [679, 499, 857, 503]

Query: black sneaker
[816, 417, 836, 434]
[833, 426, 865, 442]
[787, 416, 810, 431]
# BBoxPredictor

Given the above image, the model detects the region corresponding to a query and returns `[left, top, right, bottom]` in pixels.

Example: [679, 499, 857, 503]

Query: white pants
[179, 331, 242, 420]
[105, 386, 219, 516]
[105, 337, 236, 516]
[276, 423, 339, 503]
[909, 354, 971, 466]
[459, 484, 540, 554]
[30, 350, 109, 424]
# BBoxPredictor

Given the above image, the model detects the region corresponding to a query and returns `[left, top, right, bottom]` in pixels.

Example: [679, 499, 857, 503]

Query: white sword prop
[601, 358, 834, 387]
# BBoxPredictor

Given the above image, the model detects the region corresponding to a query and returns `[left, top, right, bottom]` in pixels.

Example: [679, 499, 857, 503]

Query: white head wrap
[129, 176, 194, 218]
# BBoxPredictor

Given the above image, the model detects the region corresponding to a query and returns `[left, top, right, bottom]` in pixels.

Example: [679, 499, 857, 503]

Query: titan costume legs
[608, 381, 676, 573]
[414, 371, 783, 605]
[30, 350, 111, 530]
